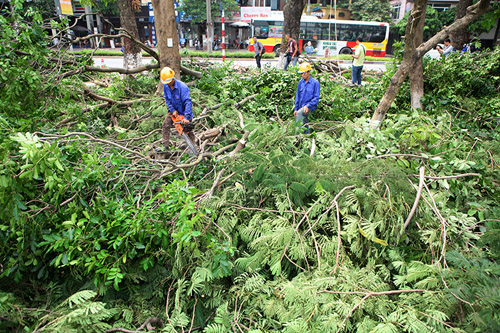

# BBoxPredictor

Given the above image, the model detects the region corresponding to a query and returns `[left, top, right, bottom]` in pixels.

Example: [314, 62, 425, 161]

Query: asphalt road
[93, 56, 389, 72]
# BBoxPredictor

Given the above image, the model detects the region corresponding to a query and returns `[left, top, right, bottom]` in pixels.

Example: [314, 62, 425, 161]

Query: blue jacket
[294, 76, 320, 112]
[163, 80, 193, 121]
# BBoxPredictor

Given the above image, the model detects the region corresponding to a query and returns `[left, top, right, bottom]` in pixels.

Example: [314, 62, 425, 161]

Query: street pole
[221, 3, 225, 62]
[206, 0, 213, 53]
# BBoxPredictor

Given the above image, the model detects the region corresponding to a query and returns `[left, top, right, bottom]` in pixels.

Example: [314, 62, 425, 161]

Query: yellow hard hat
[298, 62, 312, 73]
[160, 67, 175, 84]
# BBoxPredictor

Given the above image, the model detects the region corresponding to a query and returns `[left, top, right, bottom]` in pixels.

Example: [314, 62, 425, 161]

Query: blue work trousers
[352, 65, 363, 85]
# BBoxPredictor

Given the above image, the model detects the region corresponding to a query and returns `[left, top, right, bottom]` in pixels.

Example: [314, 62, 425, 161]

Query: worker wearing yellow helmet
[294, 62, 320, 134]
[160, 66, 196, 148]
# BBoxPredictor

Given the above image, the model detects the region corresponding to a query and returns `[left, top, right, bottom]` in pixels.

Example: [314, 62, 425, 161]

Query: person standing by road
[294, 63, 320, 134]
[160, 67, 196, 149]
[284, 34, 299, 70]
[351, 37, 366, 86]
[252, 36, 264, 69]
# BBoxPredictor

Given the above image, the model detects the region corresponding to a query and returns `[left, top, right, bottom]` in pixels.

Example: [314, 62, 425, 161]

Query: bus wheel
[340, 47, 353, 55]
[273, 45, 281, 56]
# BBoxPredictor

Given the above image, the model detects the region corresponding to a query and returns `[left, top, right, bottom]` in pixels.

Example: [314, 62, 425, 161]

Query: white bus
[249, 15, 390, 57]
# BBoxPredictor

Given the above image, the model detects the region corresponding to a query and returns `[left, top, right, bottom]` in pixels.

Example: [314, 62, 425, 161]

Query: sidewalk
[89, 47, 390, 64]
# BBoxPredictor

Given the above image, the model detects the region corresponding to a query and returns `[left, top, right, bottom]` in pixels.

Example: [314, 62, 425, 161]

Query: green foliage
[466, 3, 500, 36]
[0, 0, 92, 124]
[445, 250, 500, 332]
[394, 6, 455, 41]
[349, 0, 392, 22]
[22, 0, 56, 19]
[0, 1, 51, 117]
[0, 130, 215, 291]
[422, 48, 500, 138]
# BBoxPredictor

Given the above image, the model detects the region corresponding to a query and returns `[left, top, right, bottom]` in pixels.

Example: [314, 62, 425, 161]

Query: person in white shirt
[438, 38, 455, 57]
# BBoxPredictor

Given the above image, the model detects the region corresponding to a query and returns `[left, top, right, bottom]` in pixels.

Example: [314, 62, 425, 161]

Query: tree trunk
[206, 0, 213, 53]
[409, 59, 425, 109]
[370, 0, 492, 129]
[116, 0, 142, 69]
[451, 0, 473, 50]
[408, 0, 427, 110]
[84, 5, 95, 48]
[152, 0, 181, 83]
[280, 0, 306, 67]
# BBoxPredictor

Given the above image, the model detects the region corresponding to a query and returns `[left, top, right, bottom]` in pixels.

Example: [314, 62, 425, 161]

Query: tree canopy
[179, 0, 239, 24]
[395, 6, 455, 41]
[349, 0, 392, 22]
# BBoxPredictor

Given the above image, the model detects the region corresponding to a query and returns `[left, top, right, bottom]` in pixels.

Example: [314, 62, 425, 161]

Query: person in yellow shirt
[351, 37, 366, 86]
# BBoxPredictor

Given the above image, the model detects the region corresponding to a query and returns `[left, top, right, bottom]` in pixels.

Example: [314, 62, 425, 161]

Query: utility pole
[206, 0, 213, 52]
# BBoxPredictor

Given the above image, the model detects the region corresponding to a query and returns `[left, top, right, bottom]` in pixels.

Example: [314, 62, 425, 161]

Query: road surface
[93, 56, 388, 72]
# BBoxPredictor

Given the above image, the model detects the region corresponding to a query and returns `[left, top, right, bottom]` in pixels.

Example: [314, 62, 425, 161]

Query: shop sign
[241, 7, 271, 22]
[60, 0, 73, 15]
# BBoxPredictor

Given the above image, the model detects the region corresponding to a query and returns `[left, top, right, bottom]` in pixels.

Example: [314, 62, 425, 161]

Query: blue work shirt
[163, 79, 193, 121]
[294, 76, 320, 112]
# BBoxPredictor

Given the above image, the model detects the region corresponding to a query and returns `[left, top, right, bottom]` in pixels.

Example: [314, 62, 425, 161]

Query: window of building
[265, 0, 279, 10]
[391, 4, 401, 20]
[430, 3, 451, 12]
[309, 0, 329, 6]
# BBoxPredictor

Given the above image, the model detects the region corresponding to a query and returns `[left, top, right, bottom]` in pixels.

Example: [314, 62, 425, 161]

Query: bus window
[337, 24, 352, 41]
[310, 23, 322, 40]
[350, 26, 363, 40]
[253, 21, 269, 39]
[320, 23, 330, 40]
[369, 26, 386, 43]
[269, 24, 283, 38]
[299, 22, 307, 39]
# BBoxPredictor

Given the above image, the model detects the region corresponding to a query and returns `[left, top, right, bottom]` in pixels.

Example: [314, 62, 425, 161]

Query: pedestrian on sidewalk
[284, 34, 298, 70]
[351, 37, 366, 86]
[253, 36, 264, 69]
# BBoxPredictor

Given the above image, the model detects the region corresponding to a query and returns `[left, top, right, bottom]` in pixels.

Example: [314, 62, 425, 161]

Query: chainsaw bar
[181, 133, 199, 156]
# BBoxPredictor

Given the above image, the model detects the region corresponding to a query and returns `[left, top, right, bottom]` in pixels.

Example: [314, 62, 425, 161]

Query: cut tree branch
[410, 173, 480, 180]
[403, 166, 425, 233]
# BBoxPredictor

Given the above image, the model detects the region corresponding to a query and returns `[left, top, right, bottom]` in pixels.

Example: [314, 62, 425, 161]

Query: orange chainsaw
[171, 114, 198, 156]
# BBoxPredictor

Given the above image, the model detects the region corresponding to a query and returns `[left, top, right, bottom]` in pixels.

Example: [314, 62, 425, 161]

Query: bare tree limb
[403, 166, 425, 233]
[410, 173, 480, 180]
[372, 154, 429, 160]
[105, 317, 163, 333]
[83, 87, 152, 106]
[234, 94, 258, 109]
